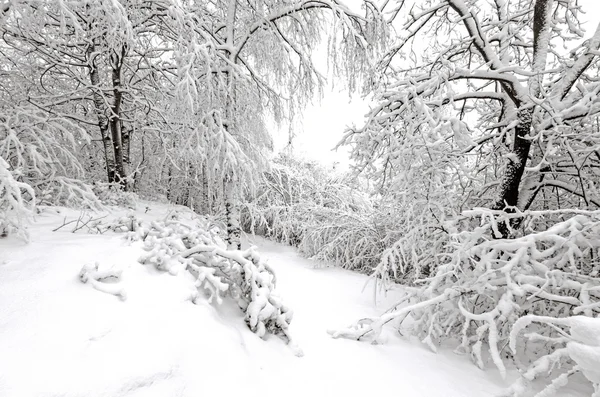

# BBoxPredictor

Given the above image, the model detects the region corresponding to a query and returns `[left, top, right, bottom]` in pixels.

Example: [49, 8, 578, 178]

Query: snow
[568, 342, 600, 384]
[0, 201, 543, 396]
[568, 317, 600, 387]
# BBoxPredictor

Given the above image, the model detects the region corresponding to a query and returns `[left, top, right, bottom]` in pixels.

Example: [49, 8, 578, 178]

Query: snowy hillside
[0, 201, 516, 397]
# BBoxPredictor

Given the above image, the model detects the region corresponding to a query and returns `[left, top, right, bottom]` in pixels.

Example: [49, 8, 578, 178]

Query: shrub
[0, 157, 35, 241]
[241, 155, 385, 274]
[332, 209, 600, 395]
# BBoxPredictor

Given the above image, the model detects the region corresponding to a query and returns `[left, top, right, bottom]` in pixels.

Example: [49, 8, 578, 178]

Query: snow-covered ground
[0, 201, 559, 396]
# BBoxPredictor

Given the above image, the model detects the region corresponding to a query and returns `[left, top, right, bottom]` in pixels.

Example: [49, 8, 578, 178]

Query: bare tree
[342, 0, 600, 236]
[332, 3, 600, 394]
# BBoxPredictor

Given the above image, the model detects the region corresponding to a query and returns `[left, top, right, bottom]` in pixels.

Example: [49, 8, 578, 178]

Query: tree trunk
[222, 0, 242, 249]
[491, 0, 553, 236]
[224, 174, 241, 250]
[86, 40, 116, 184]
[165, 165, 173, 202]
[109, 46, 127, 190]
[200, 163, 210, 214]
[493, 108, 533, 210]
[122, 121, 131, 165]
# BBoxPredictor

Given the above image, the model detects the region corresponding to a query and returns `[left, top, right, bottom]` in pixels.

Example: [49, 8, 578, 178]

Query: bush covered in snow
[135, 216, 296, 345]
[0, 158, 35, 241]
[0, 106, 103, 210]
[332, 209, 600, 395]
[241, 155, 458, 284]
[92, 182, 138, 209]
[242, 155, 398, 275]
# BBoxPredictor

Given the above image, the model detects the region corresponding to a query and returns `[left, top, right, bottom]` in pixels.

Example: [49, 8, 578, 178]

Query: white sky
[270, 87, 369, 170]
[271, 0, 600, 170]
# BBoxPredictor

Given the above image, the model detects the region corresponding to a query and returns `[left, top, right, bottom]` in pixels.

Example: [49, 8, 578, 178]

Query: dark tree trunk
[165, 165, 173, 202]
[109, 45, 127, 190]
[493, 108, 533, 211]
[224, 174, 241, 250]
[86, 40, 116, 184]
[201, 164, 210, 214]
[490, 0, 553, 237]
[122, 121, 131, 165]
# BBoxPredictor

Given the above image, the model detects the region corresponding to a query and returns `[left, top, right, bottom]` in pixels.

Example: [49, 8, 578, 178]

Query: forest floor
[0, 200, 589, 396]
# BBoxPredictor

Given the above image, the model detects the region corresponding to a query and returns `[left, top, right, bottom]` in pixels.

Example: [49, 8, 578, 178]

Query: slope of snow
[0, 201, 526, 396]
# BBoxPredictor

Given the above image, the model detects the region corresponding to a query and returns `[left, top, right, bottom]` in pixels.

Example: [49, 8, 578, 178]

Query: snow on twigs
[332, 209, 600, 394]
[78, 262, 127, 300]
[505, 315, 600, 397]
[135, 216, 297, 349]
[0, 106, 100, 210]
[52, 210, 140, 234]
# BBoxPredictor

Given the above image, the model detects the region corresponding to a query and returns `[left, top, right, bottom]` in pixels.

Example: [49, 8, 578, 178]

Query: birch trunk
[109, 46, 127, 189]
[223, 0, 242, 249]
[86, 40, 116, 184]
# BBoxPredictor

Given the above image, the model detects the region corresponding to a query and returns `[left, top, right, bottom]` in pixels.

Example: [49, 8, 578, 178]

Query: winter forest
[2, 0, 600, 396]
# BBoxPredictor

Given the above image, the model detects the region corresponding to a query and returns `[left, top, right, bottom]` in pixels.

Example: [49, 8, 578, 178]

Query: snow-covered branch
[506, 315, 600, 396]
[332, 209, 600, 394]
[135, 217, 297, 347]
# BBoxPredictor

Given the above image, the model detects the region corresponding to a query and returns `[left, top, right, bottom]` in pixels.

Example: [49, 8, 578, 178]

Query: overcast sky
[271, 0, 600, 170]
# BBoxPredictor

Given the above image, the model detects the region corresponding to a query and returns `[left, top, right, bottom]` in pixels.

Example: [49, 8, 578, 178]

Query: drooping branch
[555, 21, 600, 101]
